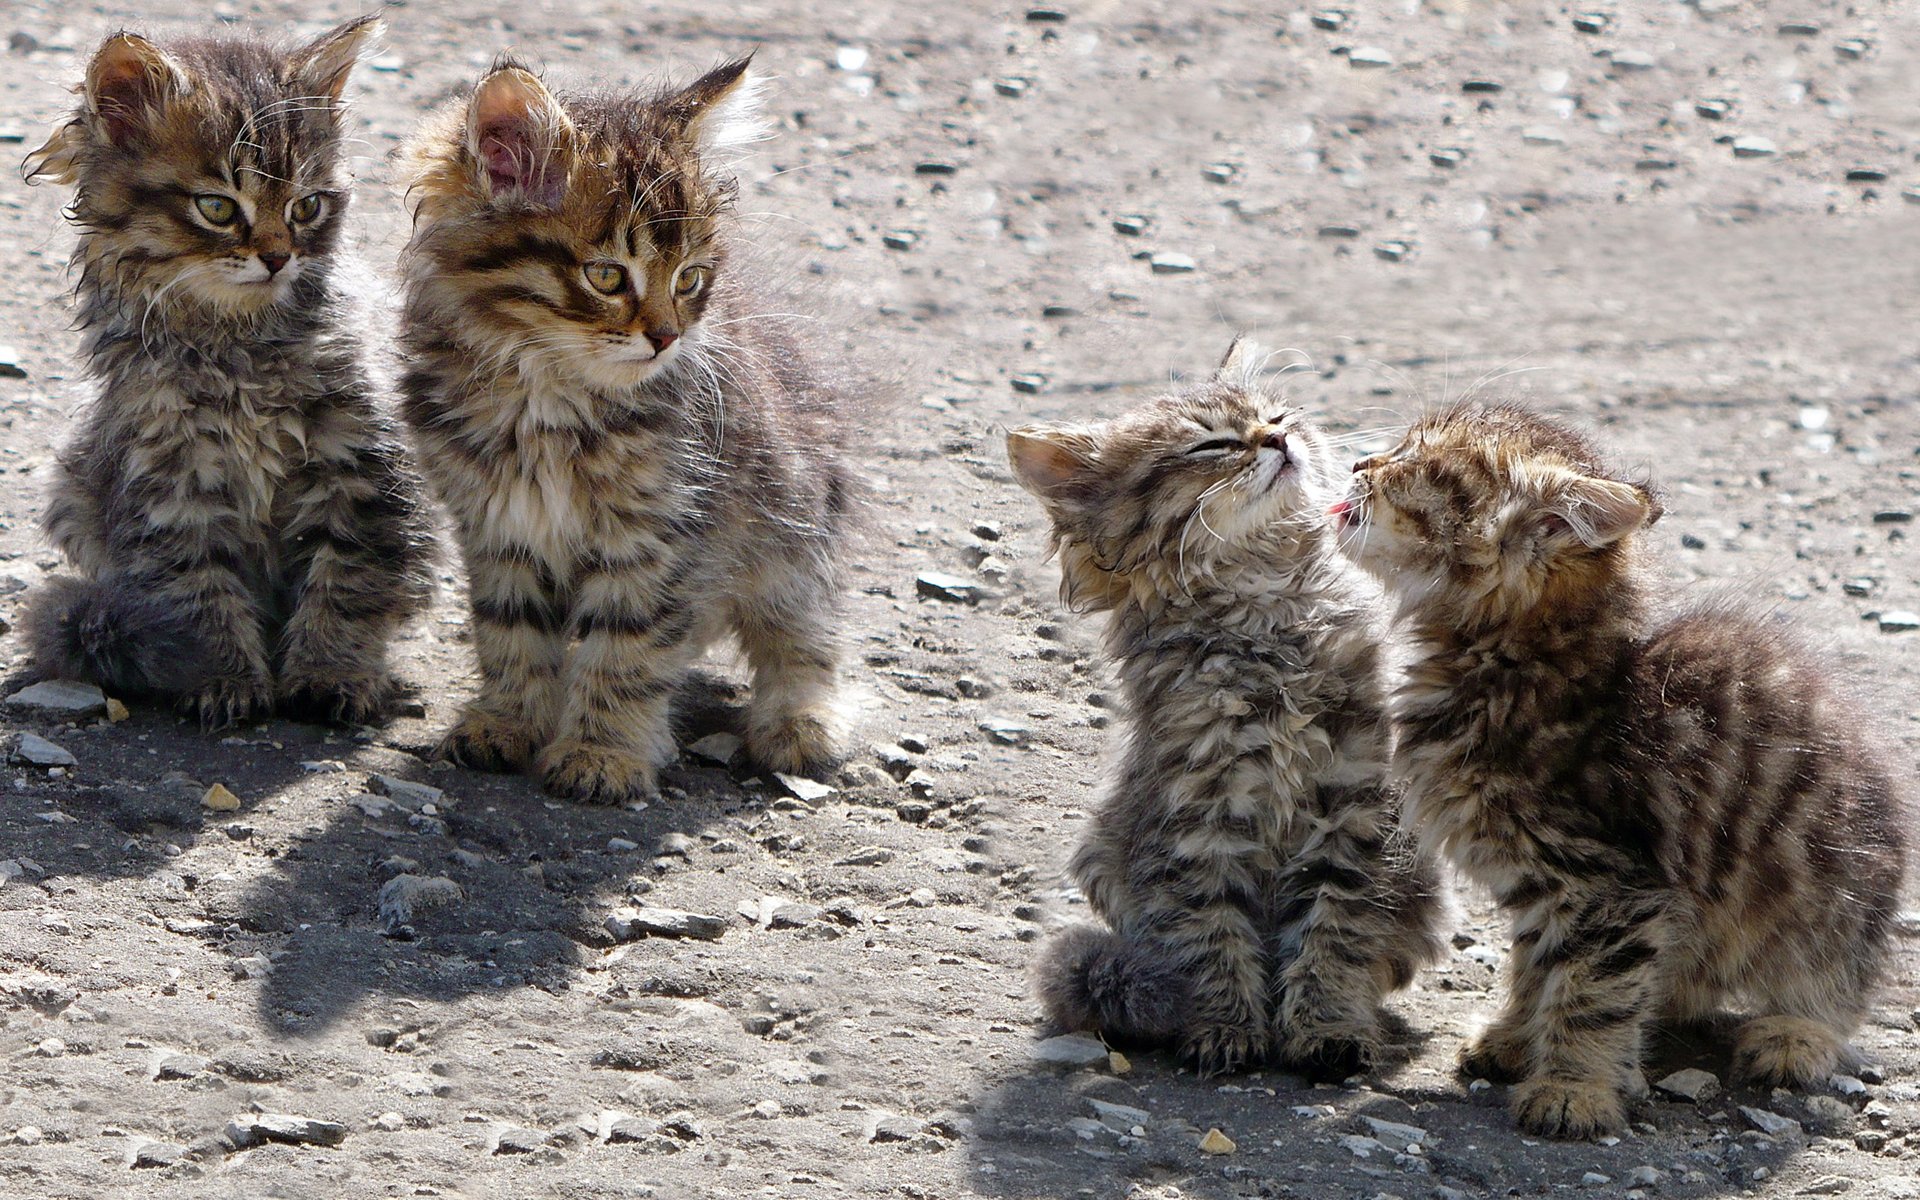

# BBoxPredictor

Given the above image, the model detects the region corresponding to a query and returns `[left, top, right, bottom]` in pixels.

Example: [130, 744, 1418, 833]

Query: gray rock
[154, 1053, 207, 1080]
[658, 832, 697, 857]
[1877, 611, 1920, 633]
[1846, 168, 1889, 183]
[687, 732, 743, 766]
[1801, 1094, 1855, 1134]
[993, 77, 1028, 98]
[1572, 13, 1609, 33]
[1112, 215, 1150, 237]
[376, 875, 463, 931]
[882, 230, 918, 251]
[1798, 1178, 1854, 1196]
[226, 1113, 348, 1148]
[1732, 136, 1778, 158]
[368, 775, 444, 808]
[916, 572, 984, 604]
[1695, 99, 1732, 119]
[773, 773, 834, 803]
[7, 680, 107, 718]
[1201, 162, 1237, 184]
[0, 346, 25, 379]
[493, 1126, 548, 1155]
[1089, 1099, 1150, 1129]
[979, 717, 1030, 746]
[1032, 1034, 1110, 1067]
[1654, 1067, 1721, 1102]
[1347, 46, 1392, 68]
[834, 846, 894, 867]
[1739, 1106, 1803, 1138]
[1582, 1174, 1611, 1188]
[1310, 10, 1346, 30]
[11, 734, 76, 768]
[605, 906, 728, 942]
[1373, 241, 1412, 262]
[868, 1113, 923, 1142]
[132, 1141, 189, 1168]
[606, 1116, 660, 1143]
[1429, 148, 1466, 167]
[1358, 1115, 1429, 1147]
[1148, 252, 1197, 274]
[1009, 373, 1048, 394]
[1625, 1166, 1663, 1187]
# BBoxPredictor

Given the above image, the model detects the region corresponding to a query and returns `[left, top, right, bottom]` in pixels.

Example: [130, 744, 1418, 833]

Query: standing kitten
[1336, 403, 1907, 1138]
[21, 18, 433, 726]
[1008, 341, 1443, 1076]
[397, 58, 857, 803]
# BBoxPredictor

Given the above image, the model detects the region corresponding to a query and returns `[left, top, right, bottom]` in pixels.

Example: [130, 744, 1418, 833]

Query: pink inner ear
[93, 73, 154, 144]
[475, 120, 563, 206]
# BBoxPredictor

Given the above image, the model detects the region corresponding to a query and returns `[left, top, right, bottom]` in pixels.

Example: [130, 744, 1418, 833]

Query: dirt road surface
[1, 2, 1917, 1197]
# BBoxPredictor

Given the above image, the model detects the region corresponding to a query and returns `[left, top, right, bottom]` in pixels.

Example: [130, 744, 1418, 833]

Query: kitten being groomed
[1336, 403, 1907, 1138]
[397, 57, 860, 803]
[1009, 340, 1444, 1076]
[21, 19, 433, 727]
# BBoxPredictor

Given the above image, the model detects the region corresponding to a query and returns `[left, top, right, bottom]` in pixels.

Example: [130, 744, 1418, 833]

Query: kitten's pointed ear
[1007, 427, 1101, 504]
[665, 55, 767, 156]
[289, 14, 384, 104]
[1216, 335, 1264, 382]
[467, 64, 572, 207]
[80, 32, 190, 146]
[1547, 476, 1656, 548]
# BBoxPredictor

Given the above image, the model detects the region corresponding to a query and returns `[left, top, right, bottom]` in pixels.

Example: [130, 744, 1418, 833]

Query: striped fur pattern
[20, 19, 433, 727]
[1337, 403, 1908, 1139]
[396, 57, 857, 803]
[1009, 340, 1444, 1077]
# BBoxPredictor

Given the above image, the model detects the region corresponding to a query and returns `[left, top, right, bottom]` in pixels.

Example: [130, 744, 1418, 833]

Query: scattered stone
[376, 875, 463, 931]
[1111, 215, 1151, 237]
[1347, 47, 1392, 69]
[979, 717, 1030, 746]
[1462, 79, 1504, 93]
[1009, 372, 1048, 394]
[1148, 252, 1197, 274]
[1695, 99, 1732, 120]
[1732, 136, 1778, 158]
[687, 732, 743, 766]
[1740, 1106, 1802, 1138]
[105, 698, 130, 722]
[373, 1112, 406, 1132]
[1201, 162, 1237, 183]
[1373, 240, 1412, 262]
[1032, 1034, 1110, 1067]
[868, 1113, 924, 1142]
[1339, 1134, 1386, 1158]
[1841, 577, 1876, 597]
[1609, 49, 1656, 71]
[1846, 167, 1888, 183]
[970, 521, 1002, 541]
[605, 906, 728, 942]
[1317, 224, 1362, 239]
[773, 773, 834, 803]
[299, 759, 345, 774]
[882, 230, 918, 251]
[1582, 1174, 1611, 1187]
[1877, 611, 1919, 633]
[1523, 127, 1567, 145]
[132, 1141, 188, 1169]
[914, 161, 957, 176]
[6, 679, 107, 718]
[607, 836, 639, 852]
[994, 77, 1028, 98]
[1680, 533, 1708, 550]
[11, 734, 75, 768]
[1429, 148, 1466, 167]
[226, 1113, 348, 1149]
[368, 775, 444, 807]
[1776, 20, 1820, 36]
[0, 347, 24, 379]
[1310, 9, 1346, 31]
[1357, 1115, 1428, 1148]
[1654, 1067, 1721, 1102]
[1089, 1099, 1150, 1129]
[834, 45, 868, 71]
[1625, 1166, 1664, 1187]
[834, 846, 894, 867]
[154, 1052, 208, 1080]
[1801, 1094, 1856, 1134]
[1108, 1050, 1131, 1074]
[916, 572, 984, 604]
[1835, 38, 1870, 60]
[606, 1116, 660, 1143]
[1872, 509, 1912, 524]
[1025, 6, 1068, 21]
[493, 1126, 548, 1155]
[1798, 1179, 1853, 1196]
[1572, 12, 1609, 33]
[1198, 1127, 1236, 1154]
[1830, 1074, 1869, 1097]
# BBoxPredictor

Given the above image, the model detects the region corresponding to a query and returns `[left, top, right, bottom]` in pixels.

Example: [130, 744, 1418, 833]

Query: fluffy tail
[23, 576, 210, 697]
[1035, 924, 1192, 1046]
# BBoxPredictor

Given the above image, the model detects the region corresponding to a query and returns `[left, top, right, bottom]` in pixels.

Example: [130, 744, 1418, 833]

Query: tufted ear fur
[1215, 335, 1265, 383]
[663, 55, 767, 156]
[466, 63, 573, 207]
[287, 14, 383, 104]
[1007, 427, 1103, 507]
[1544, 475, 1657, 548]
[87, 32, 191, 145]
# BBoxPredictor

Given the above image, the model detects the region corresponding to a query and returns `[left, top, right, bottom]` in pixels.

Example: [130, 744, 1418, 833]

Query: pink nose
[1263, 430, 1289, 457]
[260, 251, 291, 275]
[647, 330, 678, 352]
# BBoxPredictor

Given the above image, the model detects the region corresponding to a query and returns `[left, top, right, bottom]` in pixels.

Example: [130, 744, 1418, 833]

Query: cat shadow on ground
[961, 1007, 1828, 1198]
[0, 662, 847, 1036]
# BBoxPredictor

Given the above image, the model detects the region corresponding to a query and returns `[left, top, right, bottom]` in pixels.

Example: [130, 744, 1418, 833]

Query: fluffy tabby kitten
[397, 57, 857, 803]
[1336, 403, 1907, 1138]
[1008, 340, 1444, 1076]
[21, 18, 433, 726]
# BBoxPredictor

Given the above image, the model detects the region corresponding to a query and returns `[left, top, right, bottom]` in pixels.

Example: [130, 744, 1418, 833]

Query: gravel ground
[1, 2, 1918, 1198]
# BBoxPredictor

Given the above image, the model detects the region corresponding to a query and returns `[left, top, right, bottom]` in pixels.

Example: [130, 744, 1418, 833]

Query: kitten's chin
[576, 343, 683, 391]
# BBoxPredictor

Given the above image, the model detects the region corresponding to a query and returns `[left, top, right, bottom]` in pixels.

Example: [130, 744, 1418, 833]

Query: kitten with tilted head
[396, 56, 859, 803]
[21, 18, 433, 727]
[1336, 403, 1907, 1138]
[1007, 340, 1444, 1077]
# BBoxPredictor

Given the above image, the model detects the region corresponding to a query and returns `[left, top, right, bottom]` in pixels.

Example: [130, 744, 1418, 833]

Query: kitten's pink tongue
[1327, 499, 1353, 518]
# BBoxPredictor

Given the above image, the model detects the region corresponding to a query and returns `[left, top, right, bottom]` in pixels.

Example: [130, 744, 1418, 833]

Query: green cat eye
[194, 194, 239, 226]
[674, 264, 710, 298]
[584, 261, 628, 295]
[288, 193, 324, 223]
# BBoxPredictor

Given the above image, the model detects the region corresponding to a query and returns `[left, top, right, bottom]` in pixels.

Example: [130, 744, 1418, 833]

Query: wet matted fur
[1009, 340, 1444, 1077]
[1337, 402, 1908, 1138]
[396, 56, 860, 803]
[21, 17, 433, 726]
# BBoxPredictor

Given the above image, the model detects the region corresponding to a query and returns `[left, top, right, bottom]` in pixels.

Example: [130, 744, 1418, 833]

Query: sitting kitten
[396, 57, 857, 803]
[1008, 340, 1444, 1076]
[1336, 403, 1907, 1138]
[21, 18, 433, 727]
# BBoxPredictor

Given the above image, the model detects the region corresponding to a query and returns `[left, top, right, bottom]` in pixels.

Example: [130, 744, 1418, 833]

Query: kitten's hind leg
[1731, 1015, 1849, 1088]
[735, 560, 846, 776]
[439, 544, 565, 772]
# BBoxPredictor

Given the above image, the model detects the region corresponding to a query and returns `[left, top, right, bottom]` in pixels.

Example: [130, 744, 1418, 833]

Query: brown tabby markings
[1010, 341, 1443, 1077]
[398, 57, 856, 803]
[1337, 403, 1907, 1139]
[21, 18, 432, 726]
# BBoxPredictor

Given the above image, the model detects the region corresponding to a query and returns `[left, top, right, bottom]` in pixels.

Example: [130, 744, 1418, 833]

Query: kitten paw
[747, 708, 843, 776]
[1732, 1016, 1846, 1088]
[188, 674, 273, 731]
[1277, 1028, 1376, 1081]
[1461, 1024, 1533, 1084]
[539, 740, 659, 806]
[1180, 1023, 1269, 1078]
[279, 671, 396, 726]
[1510, 1077, 1627, 1140]
[438, 710, 539, 773]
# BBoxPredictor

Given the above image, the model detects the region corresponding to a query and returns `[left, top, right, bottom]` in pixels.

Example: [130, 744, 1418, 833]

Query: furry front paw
[539, 740, 659, 806]
[1461, 1024, 1533, 1083]
[280, 671, 395, 726]
[188, 673, 273, 730]
[437, 709, 539, 772]
[1278, 1028, 1376, 1081]
[747, 708, 843, 776]
[1732, 1016, 1846, 1088]
[1510, 1077, 1627, 1140]
[1180, 1022, 1269, 1078]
